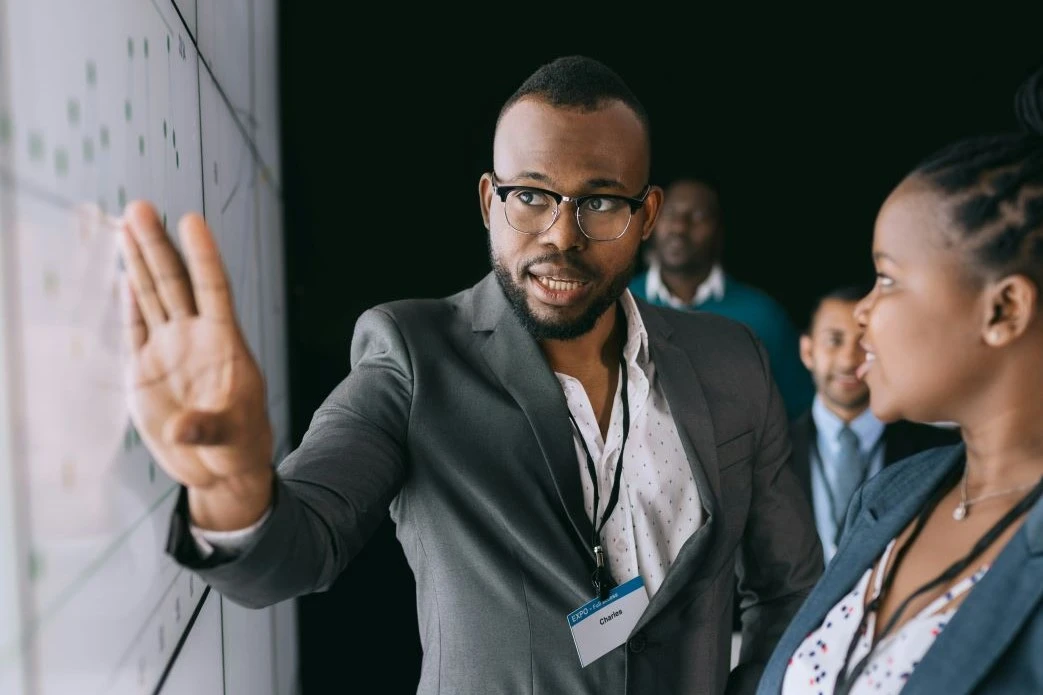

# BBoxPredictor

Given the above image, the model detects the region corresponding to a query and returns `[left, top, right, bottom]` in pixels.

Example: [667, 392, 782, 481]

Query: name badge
[566, 576, 649, 667]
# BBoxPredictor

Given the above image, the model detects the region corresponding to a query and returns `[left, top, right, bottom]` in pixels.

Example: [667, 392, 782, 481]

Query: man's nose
[838, 338, 865, 367]
[538, 202, 587, 251]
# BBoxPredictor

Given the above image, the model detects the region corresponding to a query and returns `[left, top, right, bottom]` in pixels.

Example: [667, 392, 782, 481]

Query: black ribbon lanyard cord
[569, 308, 631, 602]
[832, 465, 1043, 695]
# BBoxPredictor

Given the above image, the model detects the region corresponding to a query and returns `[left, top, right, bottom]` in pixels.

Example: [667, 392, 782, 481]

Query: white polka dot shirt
[555, 291, 704, 598]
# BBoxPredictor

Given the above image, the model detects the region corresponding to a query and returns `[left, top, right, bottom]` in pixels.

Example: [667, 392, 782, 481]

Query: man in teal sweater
[629, 177, 813, 421]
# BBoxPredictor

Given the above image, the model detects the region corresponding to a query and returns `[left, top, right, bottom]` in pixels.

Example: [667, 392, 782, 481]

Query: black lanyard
[568, 315, 630, 602]
[833, 464, 1043, 694]
[810, 432, 887, 547]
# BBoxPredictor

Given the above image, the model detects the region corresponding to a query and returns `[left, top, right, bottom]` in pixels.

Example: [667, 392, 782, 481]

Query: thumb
[165, 409, 234, 446]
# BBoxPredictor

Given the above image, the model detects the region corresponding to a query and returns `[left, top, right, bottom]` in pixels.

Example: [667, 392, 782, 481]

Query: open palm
[120, 201, 272, 491]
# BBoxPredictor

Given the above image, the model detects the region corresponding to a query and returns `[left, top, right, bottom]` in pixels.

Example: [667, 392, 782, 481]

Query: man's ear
[478, 174, 493, 230]
[639, 186, 664, 242]
[981, 274, 1037, 346]
[799, 333, 815, 371]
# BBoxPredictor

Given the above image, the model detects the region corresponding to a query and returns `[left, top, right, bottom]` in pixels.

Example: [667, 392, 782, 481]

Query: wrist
[187, 466, 274, 531]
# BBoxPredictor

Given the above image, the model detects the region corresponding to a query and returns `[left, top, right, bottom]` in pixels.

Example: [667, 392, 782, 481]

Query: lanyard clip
[592, 545, 609, 601]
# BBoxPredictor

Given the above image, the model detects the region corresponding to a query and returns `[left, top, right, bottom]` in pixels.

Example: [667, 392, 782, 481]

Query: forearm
[171, 408, 408, 608]
[172, 306, 414, 607]
[171, 475, 356, 609]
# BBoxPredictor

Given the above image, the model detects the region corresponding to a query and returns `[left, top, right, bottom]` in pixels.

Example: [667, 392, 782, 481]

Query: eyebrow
[872, 251, 899, 264]
[508, 171, 628, 191]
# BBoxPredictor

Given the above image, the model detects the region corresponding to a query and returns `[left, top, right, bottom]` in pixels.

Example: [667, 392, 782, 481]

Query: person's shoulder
[356, 283, 476, 336]
[790, 409, 814, 436]
[370, 279, 478, 314]
[635, 292, 754, 340]
[372, 289, 467, 315]
[724, 274, 790, 314]
[633, 294, 768, 374]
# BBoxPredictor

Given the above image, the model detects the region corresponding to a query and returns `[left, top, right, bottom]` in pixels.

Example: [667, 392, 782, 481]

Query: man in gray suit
[119, 55, 822, 694]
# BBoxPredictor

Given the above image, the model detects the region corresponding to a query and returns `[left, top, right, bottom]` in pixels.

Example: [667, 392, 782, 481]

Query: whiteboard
[0, 1, 296, 693]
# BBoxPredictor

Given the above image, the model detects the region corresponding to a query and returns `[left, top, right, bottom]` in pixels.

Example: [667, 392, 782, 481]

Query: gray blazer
[168, 273, 823, 695]
[757, 444, 1043, 693]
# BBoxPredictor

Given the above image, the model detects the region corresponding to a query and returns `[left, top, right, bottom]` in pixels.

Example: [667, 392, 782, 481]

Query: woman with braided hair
[758, 64, 1043, 694]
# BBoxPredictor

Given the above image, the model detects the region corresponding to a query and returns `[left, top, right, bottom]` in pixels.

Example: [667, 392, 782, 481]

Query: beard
[490, 243, 636, 341]
[657, 247, 714, 277]
[823, 380, 871, 413]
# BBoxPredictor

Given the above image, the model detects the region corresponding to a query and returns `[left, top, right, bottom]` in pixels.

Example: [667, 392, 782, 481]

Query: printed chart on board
[0, 1, 295, 694]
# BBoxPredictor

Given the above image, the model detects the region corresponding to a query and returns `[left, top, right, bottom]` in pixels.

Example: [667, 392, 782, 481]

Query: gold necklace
[953, 467, 1041, 521]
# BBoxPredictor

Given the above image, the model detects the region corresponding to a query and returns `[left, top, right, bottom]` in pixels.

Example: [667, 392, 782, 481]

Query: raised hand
[120, 201, 273, 529]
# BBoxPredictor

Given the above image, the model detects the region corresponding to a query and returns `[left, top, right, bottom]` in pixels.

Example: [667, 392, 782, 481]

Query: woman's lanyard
[810, 432, 886, 547]
[833, 464, 1043, 695]
[567, 313, 630, 602]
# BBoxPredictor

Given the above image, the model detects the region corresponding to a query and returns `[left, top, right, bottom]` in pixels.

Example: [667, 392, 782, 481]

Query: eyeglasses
[490, 173, 651, 242]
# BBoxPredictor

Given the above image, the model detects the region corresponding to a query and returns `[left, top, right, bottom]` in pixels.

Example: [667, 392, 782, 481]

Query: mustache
[522, 251, 597, 277]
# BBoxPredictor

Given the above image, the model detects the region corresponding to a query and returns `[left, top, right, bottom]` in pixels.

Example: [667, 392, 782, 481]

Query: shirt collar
[645, 261, 726, 308]
[618, 289, 651, 369]
[811, 395, 885, 453]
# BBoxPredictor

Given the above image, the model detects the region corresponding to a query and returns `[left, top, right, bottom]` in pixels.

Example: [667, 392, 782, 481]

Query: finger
[149, 447, 218, 488]
[158, 448, 219, 488]
[177, 212, 236, 321]
[164, 408, 234, 447]
[117, 223, 167, 328]
[120, 274, 148, 350]
[123, 201, 197, 319]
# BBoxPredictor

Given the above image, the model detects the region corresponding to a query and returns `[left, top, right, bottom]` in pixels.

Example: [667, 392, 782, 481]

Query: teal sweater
[629, 272, 814, 421]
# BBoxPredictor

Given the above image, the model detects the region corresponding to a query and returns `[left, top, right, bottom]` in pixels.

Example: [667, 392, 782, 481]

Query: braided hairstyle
[912, 66, 1043, 287]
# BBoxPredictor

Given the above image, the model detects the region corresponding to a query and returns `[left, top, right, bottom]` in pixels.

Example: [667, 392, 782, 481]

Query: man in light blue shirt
[805, 394, 885, 562]
[789, 285, 961, 563]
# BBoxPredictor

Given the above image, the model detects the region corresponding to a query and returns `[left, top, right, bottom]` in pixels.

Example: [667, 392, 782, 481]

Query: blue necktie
[832, 425, 866, 529]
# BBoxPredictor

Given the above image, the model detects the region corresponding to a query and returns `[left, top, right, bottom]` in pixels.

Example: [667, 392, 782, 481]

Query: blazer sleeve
[728, 336, 825, 695]
[166, 306, 413, 609]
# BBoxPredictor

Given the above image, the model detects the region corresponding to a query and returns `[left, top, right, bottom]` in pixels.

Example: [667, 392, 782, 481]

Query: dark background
[277, 11, 1043, 694]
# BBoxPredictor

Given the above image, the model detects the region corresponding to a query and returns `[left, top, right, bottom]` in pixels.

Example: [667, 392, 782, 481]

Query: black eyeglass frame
[490, 173, 652, 241]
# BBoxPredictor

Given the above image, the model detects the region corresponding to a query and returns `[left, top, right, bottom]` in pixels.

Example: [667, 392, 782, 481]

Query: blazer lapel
[777, 447, 968, 653]
[638, 305, 720, 520]
[632, 306, 721, 631]
[790, 413, 814, 504]
[472, 275, 594, 559]
[903, 496, 1043, 694]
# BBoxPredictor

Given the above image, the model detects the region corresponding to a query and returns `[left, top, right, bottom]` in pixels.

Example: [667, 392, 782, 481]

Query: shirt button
[628, 632, 647, 653]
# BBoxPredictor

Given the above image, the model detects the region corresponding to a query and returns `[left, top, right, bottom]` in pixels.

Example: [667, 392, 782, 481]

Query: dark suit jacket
[758, 444, 1043, 693]
[166, 273, 823, 695]
[789, 410, 962, 517]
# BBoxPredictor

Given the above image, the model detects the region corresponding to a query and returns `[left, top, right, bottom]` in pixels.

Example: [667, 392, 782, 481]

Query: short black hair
[804, 284, 871, 334]
[667, 174, 723, 199]
[664, 174, 725, 221]
[497, 55, 652, 153]
[911, 64, 1043, 287]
